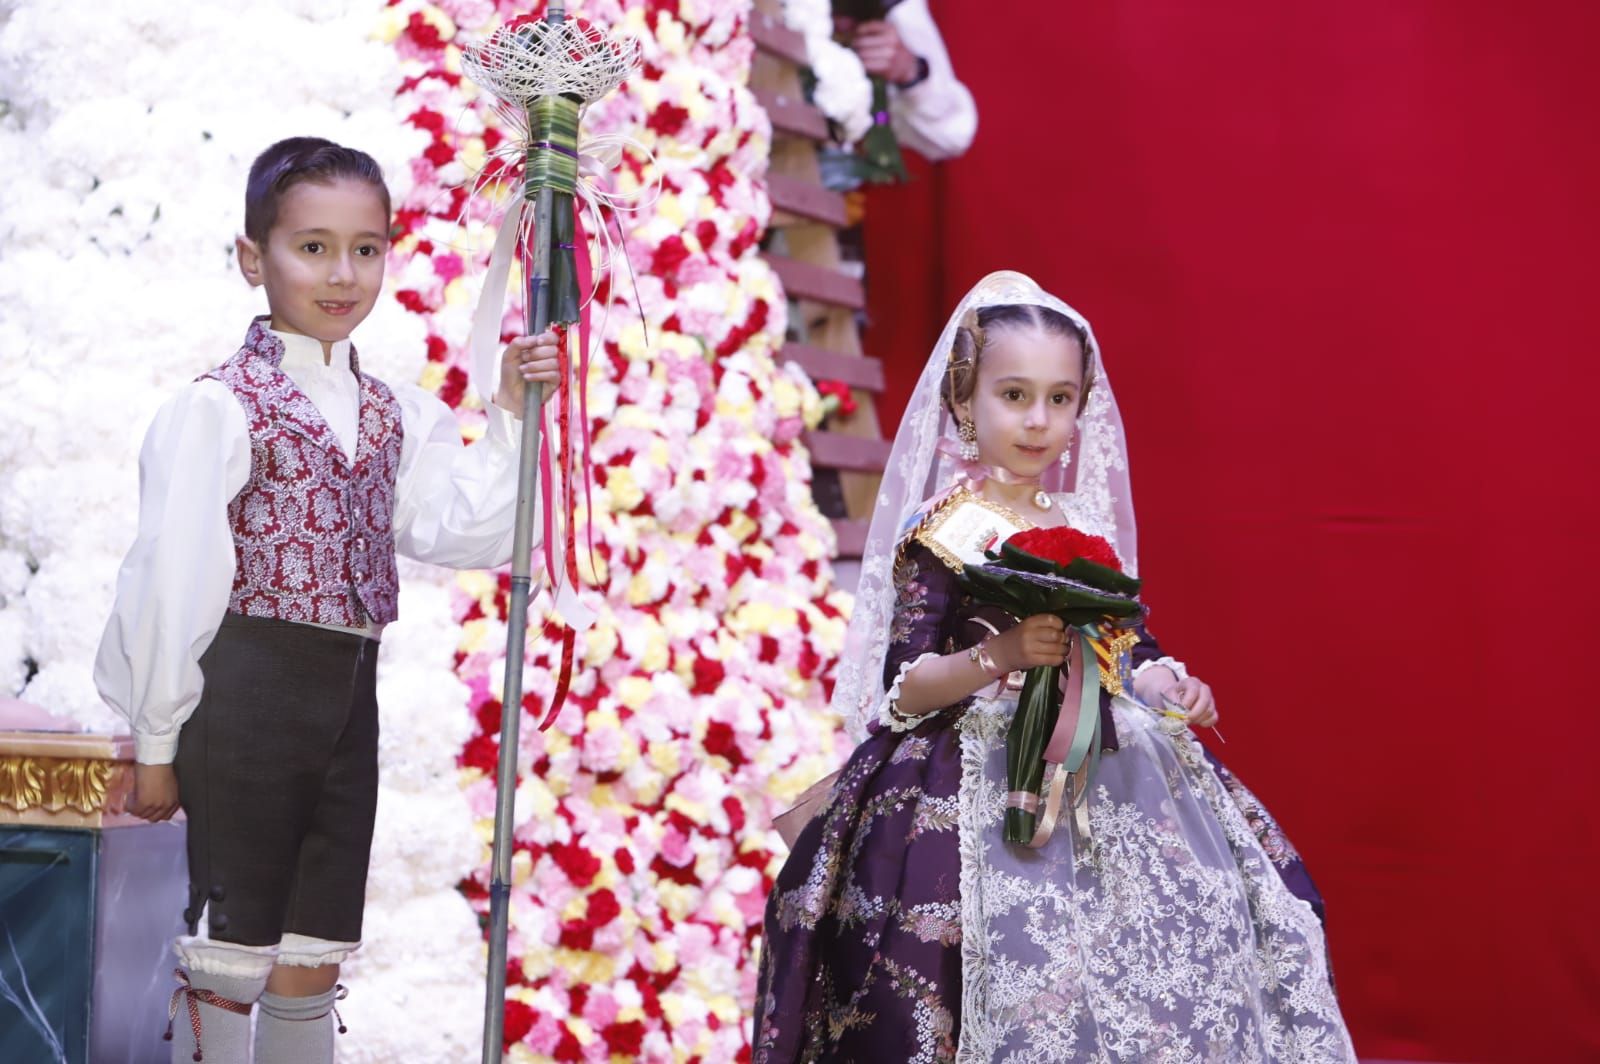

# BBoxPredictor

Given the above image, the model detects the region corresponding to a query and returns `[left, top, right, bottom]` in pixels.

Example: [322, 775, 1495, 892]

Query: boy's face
[236, 178, 388, 348]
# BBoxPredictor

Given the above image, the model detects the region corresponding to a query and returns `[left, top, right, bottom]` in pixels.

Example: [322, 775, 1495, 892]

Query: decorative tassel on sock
[163, 968, 261, 1063]
[253, 984, 348, 1064]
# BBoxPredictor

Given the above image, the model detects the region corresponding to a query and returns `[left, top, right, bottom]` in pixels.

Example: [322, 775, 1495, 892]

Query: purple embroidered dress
[754, 537, 1353, 1062]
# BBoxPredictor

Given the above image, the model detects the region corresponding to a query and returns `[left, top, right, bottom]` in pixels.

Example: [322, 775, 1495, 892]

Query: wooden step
[831, 518, 869, 558]
[752, 87, 829, 141]
[803, 430, 893, 472]
[781, 344, 884, 392]
[750, 10, 809, 66]
[763, 253, 865, 309]
[768, 173, 849, 227]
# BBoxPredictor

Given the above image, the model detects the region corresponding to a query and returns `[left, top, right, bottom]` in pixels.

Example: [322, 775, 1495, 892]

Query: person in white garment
[838, 0, 978, 161]
[94, 136, 558, 1064]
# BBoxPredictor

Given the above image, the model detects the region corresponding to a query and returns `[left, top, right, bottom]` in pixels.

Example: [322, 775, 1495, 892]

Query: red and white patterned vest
[202, 318, 404, 626]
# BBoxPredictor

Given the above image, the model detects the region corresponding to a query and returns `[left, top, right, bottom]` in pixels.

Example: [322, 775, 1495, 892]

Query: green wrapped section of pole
[528, 94, 583, 329]
[526, 95, 580, 195]
[484, 7, 565, 1059]
[857, 76, 909, 184]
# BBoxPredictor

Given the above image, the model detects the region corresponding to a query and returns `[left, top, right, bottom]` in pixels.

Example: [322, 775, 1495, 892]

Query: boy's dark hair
[942, 303, 1095, 413]
[244, 137, 391, 246]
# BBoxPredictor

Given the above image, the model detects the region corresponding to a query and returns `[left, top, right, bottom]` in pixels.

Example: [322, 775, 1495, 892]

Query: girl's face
[956, 324, 1085, 479]
[236, 177, 389, 347]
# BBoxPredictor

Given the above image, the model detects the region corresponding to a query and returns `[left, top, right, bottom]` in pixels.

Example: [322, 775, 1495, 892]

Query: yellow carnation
[617, 675, 653, 711]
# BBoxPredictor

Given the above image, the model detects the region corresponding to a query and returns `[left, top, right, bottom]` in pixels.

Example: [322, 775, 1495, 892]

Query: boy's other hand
[851, 21, 920, 85]
[125, 763, 180, 822]
[494, 331, 562, 418]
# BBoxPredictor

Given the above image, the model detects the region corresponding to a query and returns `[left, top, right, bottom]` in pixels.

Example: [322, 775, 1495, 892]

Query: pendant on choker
[1034, 490, 1052, 512]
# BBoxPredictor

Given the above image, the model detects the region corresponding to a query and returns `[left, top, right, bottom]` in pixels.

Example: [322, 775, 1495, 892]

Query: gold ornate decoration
[0, 755, 116, 815]
[911, 486, 1035, 572]
[1090, 628, 1142, 698]
[0, 756, 45, 811]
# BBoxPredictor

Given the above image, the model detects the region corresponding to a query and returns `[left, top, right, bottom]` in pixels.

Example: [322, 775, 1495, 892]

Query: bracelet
[967, 638, 1004, 679]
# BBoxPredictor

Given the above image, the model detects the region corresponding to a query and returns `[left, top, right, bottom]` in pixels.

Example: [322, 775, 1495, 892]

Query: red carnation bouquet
[1005, 526, 1124, 574]
[958, 526, 1143, 844]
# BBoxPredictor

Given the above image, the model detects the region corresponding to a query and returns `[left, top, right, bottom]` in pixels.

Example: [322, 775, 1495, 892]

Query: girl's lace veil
[832, 270, 1136, 739]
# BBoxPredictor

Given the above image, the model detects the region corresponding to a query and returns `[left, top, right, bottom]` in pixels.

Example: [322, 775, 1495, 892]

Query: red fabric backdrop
[861, 2, 1600, 1060]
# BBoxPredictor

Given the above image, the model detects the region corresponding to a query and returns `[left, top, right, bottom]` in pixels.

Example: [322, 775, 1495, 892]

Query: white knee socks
[167, 969, 266, 1064]
[253, 985, 346, 1064]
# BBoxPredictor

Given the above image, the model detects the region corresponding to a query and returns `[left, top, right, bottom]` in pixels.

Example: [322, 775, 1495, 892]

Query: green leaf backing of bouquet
[1004, 661, 1060, 843]
[957, 566, 1143, 628]
[993, 540, 1142, 597]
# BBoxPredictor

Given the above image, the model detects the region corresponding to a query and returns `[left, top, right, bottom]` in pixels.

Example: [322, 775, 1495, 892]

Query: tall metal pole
[483, 5, 565, 1058]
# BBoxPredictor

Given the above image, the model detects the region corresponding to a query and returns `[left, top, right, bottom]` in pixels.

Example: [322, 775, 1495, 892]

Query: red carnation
[586, 887, 621, 926]
[722, 795, 747, 833]
[503, 1000, 536, 1047]
[646, 102, 691, 138]
[692, 655, 726, 695]
[424, 140, 454, 168]
[703, 720, 743, 766]
[553, 1027, 582, 1060]
[548, 840, 601, 886]
[604, 1020, 646, 1056]
[651, 234, 692, 278]
[460, 732, 498, 775]
[1006, 527, 1122, 573]
[814, 379, 858, 417]
[395, 289, 431, 314]
[695, 219, 719, 252]
[438, 365, 469, 410]
[406, 109, 446, 135]
[405, 12, 447, 50]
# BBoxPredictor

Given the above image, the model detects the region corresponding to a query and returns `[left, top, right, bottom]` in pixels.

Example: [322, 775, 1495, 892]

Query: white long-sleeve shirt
[95, 328, 527, 764]
[887, 0, 978, 161]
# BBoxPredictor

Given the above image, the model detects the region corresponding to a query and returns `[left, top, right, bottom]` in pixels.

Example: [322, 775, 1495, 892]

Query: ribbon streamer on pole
[459, 9, 639, 1061]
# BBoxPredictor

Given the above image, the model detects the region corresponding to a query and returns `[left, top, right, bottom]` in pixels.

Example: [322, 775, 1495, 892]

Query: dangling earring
[958, 418, 979, 461]
[1059, 437, 1073, 470]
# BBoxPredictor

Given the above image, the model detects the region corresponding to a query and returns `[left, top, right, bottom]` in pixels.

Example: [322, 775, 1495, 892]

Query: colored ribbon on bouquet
[1008, 630, 1100, 849]
[1010, 622, 1137, 849]
[464, 129, 656, 732]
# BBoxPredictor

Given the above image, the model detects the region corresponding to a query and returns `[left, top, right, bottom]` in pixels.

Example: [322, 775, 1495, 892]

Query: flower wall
[0, 0, 849, 1060]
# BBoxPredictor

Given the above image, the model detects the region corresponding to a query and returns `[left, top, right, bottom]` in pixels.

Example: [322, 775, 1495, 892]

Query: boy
[95, 136, 557, 1063]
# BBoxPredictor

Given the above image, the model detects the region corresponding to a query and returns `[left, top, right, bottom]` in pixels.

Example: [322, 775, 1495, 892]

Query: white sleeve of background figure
[887, 0, 979, 161]
[390, 385, 536, 570]
[94, 381, 250, 765]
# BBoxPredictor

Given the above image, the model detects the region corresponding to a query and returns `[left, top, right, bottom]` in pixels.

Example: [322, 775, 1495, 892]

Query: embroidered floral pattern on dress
[204, 319, 404, 626]
[953, 696, 1354, 1062]
[759, 537, 1352, 1062]
[1210, 754, 1304, 868]
[890, 549, 929, 646]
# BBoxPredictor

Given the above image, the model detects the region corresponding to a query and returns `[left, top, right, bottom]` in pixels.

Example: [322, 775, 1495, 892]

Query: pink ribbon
[935, 437, 1046, 494]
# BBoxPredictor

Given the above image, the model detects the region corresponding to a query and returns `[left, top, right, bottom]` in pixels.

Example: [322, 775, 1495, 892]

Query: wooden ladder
[750, 2, 891, 579]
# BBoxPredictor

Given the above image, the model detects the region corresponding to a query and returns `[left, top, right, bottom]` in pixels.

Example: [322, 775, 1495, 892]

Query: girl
[94, 137, 559, 1064]
[755, 272, 1354, 1061]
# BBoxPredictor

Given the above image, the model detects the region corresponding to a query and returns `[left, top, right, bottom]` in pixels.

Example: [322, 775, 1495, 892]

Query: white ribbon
[461, 130, 658, 632]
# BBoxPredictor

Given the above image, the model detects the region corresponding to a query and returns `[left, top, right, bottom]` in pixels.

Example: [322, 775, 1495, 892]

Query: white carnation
[806, 37, 873, 144]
